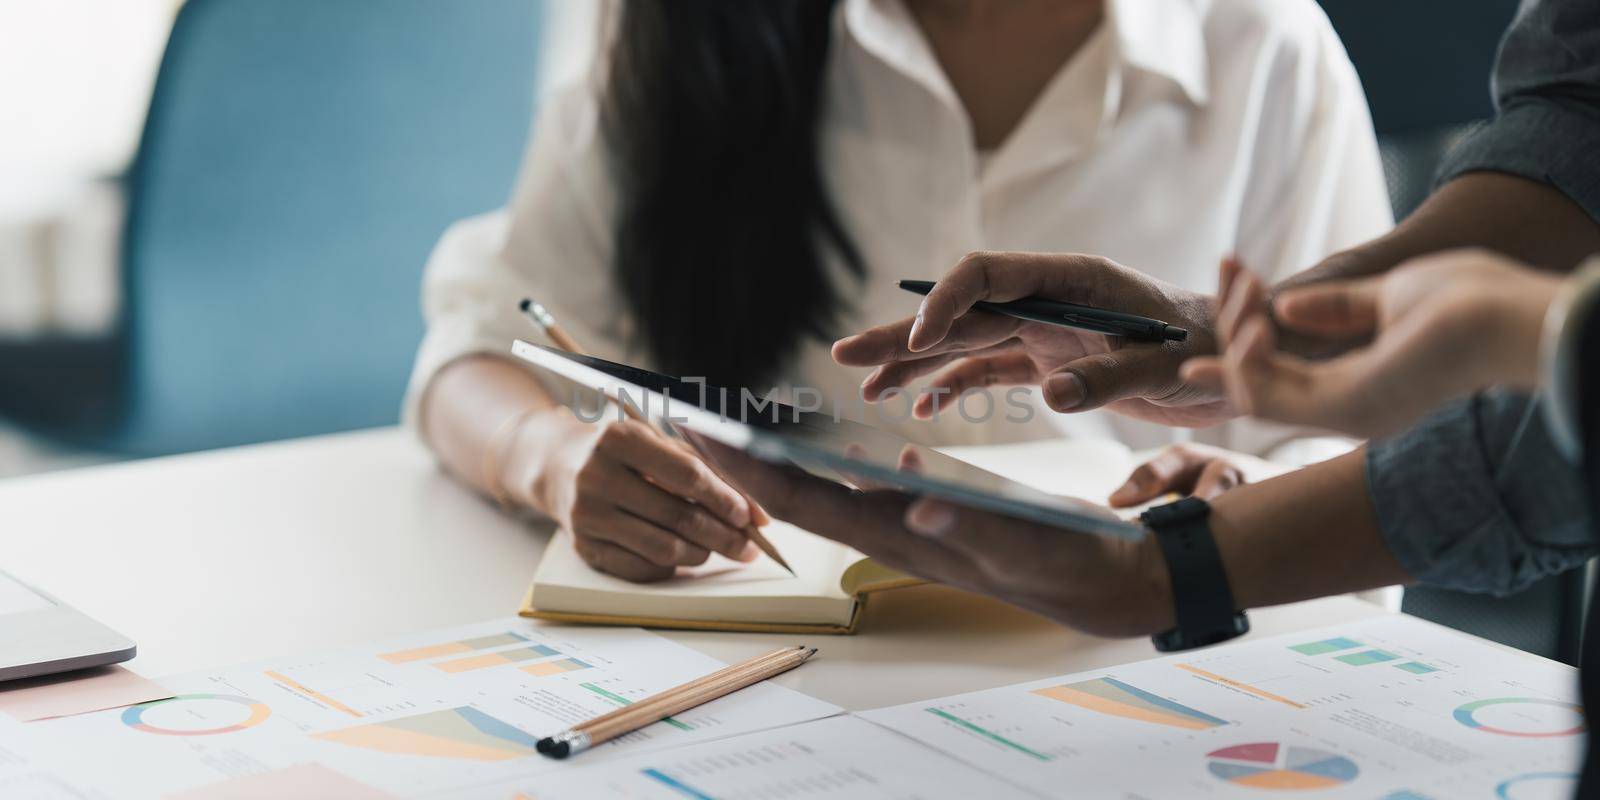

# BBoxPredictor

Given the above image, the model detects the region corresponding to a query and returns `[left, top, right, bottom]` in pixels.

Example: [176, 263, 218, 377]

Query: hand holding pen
[832, 252, 1233, 428]
[519, 300, 794, 576]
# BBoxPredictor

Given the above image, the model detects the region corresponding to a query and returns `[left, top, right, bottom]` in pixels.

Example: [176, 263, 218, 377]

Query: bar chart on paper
[861, 616, 1586, 799]
[1031, 677, 1228, 730]
[312, 706, 543, 761]
[2, 619, 842, 800]
[451, 717, 1023, 800]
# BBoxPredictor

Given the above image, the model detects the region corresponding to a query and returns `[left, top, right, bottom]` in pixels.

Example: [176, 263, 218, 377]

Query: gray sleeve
[1435, 0, 1600, 221]
[1366, 391, 1596, 596]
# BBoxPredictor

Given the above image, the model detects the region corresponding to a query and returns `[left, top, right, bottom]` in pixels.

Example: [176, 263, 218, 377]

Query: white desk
[0, 427, 1388, 711]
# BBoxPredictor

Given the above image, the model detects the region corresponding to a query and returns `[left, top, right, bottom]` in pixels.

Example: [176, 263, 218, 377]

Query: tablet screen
[513, 342, 1144, 540]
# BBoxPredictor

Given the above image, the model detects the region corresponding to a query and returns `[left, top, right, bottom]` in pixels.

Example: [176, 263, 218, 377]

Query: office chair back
[114, 0, 540, 455]
[1318, 0, 1518, 217]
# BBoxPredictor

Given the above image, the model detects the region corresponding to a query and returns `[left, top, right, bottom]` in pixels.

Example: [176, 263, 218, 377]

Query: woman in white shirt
[408, 0, 1392, 581]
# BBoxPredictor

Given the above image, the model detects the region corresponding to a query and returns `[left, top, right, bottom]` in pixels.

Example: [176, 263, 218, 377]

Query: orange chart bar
[434, 645, 561, 674]
[379, 632, 530, 664]
[522, 658, 592, 677]
[263, 670, 363, 718]
[1176, 664, 1306, 709]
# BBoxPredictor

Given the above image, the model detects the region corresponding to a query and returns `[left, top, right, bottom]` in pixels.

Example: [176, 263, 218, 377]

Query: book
[519, 438, 1148, 634]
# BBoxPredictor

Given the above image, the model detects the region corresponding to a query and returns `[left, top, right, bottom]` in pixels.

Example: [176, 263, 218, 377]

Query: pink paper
[167, 764, 397, 800]
[0, 664, 172, 721]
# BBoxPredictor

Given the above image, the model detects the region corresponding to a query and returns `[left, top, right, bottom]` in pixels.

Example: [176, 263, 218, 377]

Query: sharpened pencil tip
[519, 298, 532, 312]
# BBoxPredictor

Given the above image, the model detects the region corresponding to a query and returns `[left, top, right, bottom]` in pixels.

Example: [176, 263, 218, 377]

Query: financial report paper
[441, 716, 1026, 799]
[0, 618, 841, 798]
[860, 615, 1584, 799]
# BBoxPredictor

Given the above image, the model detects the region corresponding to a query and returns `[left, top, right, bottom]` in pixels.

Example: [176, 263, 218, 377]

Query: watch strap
[1142, 497, 1248, 651]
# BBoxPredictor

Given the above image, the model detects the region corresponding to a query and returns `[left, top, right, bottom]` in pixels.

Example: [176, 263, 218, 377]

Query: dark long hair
[602, 1, 863, 389]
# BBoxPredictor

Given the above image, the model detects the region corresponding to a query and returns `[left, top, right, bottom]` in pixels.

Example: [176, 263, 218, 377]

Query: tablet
[512, 341, 1145, 540]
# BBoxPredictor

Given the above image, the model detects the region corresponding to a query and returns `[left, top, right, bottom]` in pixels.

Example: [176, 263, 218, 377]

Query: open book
[520, 438, 1140, 634]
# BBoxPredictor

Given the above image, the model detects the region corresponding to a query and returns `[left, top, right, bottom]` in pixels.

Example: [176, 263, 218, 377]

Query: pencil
[537, 645, 818, 758]
[518, 298, 795, 576]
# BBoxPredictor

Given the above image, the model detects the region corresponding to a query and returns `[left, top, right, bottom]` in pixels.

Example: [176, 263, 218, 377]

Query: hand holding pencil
[518, 299, 794, 577]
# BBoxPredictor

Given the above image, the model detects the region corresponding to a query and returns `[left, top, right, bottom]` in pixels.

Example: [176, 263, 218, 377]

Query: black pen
[897, 279, 1188, 343]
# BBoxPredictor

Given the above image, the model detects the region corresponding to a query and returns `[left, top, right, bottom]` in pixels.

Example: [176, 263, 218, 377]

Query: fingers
[905, 252, 1118, 353]
[911, 351, 1037, 418]
[692, 440, 957, 571]
[571, 490, 711, 565]
[1216, 265, 1266, 349]
[1178, 356, 1224, 392]
[605, 422, 752, 529]
[837, 311, 1022, 370]
[1273, 278, 1383, 337]
[1192, 457, 1245, 500]
[605, 467, 755, 561]
[1109, 445, 1209, 507]
[1217, 255, 1241, 305]
[572, 534, 676, 583]
[1041, 346, 1174, 413]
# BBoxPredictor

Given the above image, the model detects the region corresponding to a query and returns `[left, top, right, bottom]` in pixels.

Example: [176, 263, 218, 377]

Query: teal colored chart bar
[581, 683, 693, 731]
[1335, 649, 1400, 666]
[641, 768, 715, 800]
[1395, 661, 1439, 674]
[925, 708, 1052, 762]
[1289, 636, 1363, 656]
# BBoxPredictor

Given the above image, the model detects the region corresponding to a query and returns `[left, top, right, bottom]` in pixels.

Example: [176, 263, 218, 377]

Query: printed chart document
[861, 615, 1584, 799]
[438, 716, 1027, 799]
[0, 618, 841, 799]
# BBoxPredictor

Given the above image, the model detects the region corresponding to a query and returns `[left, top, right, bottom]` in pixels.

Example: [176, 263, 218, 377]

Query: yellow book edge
[517, 563, 925, 635]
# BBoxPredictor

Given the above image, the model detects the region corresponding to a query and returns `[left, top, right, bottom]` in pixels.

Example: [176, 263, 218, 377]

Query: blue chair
[21, 0, 541, 456]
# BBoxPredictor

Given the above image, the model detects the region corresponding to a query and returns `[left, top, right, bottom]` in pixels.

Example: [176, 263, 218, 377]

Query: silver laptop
[0, 569, 135, 681]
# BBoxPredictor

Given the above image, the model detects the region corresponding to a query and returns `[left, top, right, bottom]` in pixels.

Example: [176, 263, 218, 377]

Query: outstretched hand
[1181, 250, 1561, 439]
[832, 252, 1232, 427]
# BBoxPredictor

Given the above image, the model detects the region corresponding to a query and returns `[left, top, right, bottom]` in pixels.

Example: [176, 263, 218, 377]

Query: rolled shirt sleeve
[1367, 391, 1596, 596]
[1436, 0, 1600, 220]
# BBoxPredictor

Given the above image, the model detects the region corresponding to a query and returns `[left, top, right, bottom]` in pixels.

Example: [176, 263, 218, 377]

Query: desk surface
[1, 427, 1389, 711]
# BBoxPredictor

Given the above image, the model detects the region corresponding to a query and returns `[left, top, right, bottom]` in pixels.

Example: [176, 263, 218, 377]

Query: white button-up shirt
[406, 0, 1392, 457]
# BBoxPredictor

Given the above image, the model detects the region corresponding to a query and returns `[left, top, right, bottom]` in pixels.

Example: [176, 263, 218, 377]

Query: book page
[0, 618, 842, 799]
[530, 525, 869, 626]
[861, 615, 1583, 799]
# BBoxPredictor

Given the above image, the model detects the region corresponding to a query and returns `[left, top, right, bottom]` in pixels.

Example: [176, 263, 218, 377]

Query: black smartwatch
[1140, 497, 1249, 652]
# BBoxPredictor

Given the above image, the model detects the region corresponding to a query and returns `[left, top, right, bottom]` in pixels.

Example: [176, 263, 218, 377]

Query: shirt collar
[1107, 0, 1210, 107]
[843, 0, 1210, 111]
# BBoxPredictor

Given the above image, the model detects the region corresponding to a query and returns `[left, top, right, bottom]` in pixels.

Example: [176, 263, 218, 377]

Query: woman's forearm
[418, 354, 568, 504]
[1208, 447, 1413, 610]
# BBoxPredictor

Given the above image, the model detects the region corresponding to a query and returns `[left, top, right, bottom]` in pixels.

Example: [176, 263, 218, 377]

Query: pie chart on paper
[1206, 742, 1359, 790]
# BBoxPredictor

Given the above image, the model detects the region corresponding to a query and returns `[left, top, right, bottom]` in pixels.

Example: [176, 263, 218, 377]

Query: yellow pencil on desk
[537, 645, 817, 758]
[518, 298, 795, 576]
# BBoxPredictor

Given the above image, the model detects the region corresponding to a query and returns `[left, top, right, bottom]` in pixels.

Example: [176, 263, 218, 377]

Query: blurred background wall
[0, 0, 599, 476]
[0, 0, 1513, 472]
